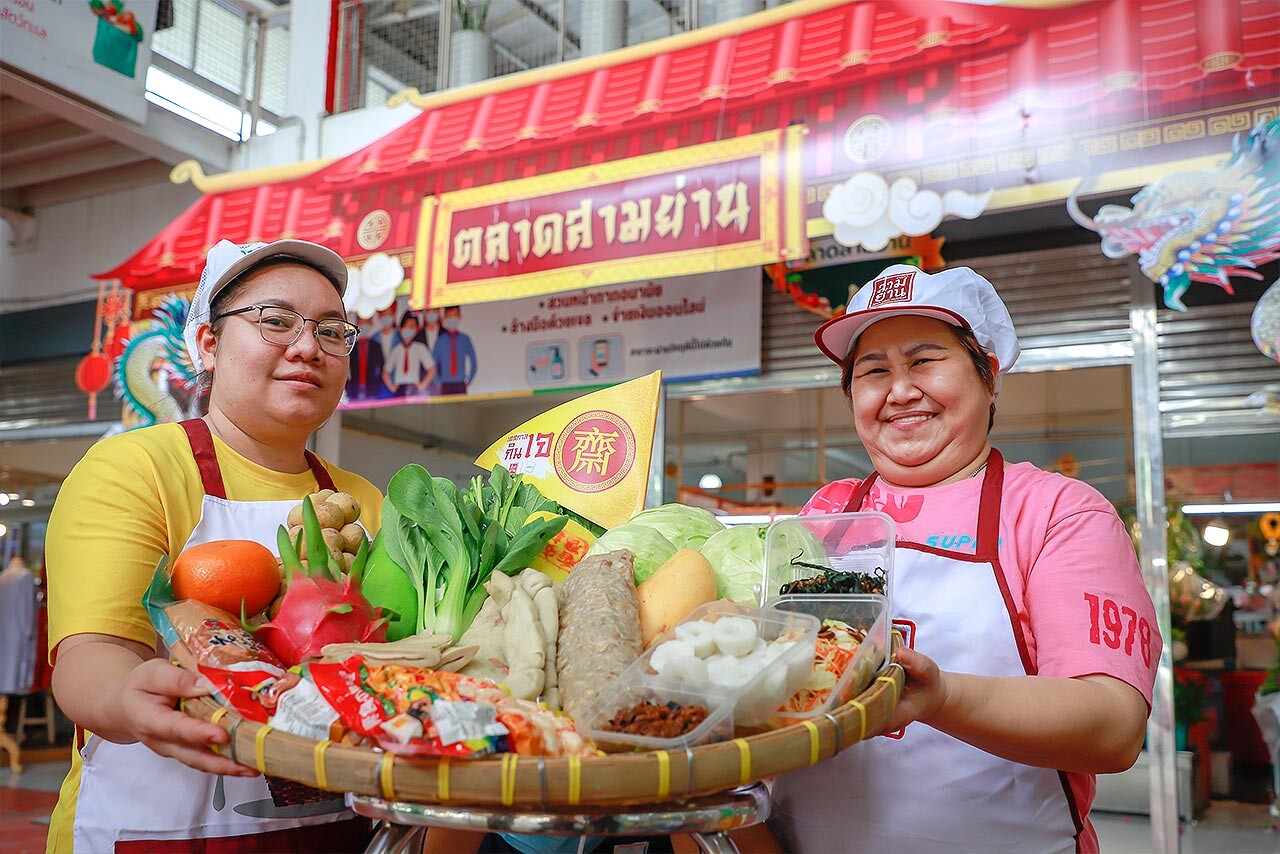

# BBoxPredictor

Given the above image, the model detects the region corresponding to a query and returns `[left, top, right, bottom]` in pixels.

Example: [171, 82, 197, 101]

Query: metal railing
[331, 0, 783, 113]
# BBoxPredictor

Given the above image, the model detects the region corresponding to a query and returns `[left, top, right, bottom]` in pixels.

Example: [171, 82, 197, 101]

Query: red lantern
[76, 352, 113, 421]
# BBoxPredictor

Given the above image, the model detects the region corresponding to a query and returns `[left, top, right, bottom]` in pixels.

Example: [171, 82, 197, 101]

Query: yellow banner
[475, 372, 661, 529]
[413, 128, 808, 309]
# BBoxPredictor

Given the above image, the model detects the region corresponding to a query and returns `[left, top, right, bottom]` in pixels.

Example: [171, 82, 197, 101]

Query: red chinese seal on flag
[554, 410, 637, 493]
[866, 270, 916, 307]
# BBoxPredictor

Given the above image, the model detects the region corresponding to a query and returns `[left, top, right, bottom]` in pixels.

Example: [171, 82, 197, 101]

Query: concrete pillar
[450, 29, 494, 88]
[716, 0, 764, 24]
[283, 11, 331, 160]
[581, 0, 628, 57]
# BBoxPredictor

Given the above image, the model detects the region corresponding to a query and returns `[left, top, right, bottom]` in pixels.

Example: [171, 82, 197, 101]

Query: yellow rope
[655, 750, 670, 799]
[567, 756, 582, 805]
[733, 738, 751, 786]
[253, 725, 273, 773]
[801, 720, 821, 765]
[848, 699, 868, 742]
[380, 753, 397, 800]
[501, 754, 518, 806]
[313, 741, 331, 789]
[438, 759, 451, 802]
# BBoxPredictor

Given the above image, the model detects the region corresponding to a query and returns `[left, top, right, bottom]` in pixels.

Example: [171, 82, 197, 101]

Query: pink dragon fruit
[254, 573, 386, 666]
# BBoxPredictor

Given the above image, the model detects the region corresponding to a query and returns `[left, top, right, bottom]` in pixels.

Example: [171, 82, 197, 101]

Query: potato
[312, 489, 336, 504]
[313, 502, 345, 531]
[328, 493, 362, 527]
[339, 523, 366, 554]
[321, 528, 345, 561]
[637, 549, 718, 647]
[341, 551, 356, 572]
[287, 504, 304, 528]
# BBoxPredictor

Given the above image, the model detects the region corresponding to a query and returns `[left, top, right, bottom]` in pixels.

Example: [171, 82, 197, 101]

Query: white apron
[770, 451, 1085, 853]
[72, 419, 356, 852]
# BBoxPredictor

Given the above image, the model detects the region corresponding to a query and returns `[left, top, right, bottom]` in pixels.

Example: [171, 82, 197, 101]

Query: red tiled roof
[99, 0, 1280, 291]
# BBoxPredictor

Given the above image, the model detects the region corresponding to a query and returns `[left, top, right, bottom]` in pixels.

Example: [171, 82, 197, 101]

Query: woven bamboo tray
[183, 662, 902, 808]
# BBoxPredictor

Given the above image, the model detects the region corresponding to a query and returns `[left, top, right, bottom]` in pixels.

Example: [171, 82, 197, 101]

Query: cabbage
[586, 524, 678, 585]
[699, 524, 768, 604]
[623, 503, 726, 551]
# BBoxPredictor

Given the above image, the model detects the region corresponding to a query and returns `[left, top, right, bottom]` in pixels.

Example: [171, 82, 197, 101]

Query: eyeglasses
[214, 304, 359, 357]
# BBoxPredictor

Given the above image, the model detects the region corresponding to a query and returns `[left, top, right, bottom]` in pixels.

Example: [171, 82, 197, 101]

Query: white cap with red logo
[815, 263, 1020, 381]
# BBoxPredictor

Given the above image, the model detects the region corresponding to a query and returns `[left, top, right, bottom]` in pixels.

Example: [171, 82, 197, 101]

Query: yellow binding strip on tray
[501, 754, 518, 807]
[208, 707, 230, 755]
[254, 725, 273, 773]
[313, 740, 331, 789]
[733, 738, 751, 786]
[655, 750, 671, 799]
[438, 760, 451, 802]
[877, 670, 902, 704]
[802, 720, 821, 765]
[848, 699, 868, 742]
[567, 756, 582, 805]
[380, 753, 397, 800]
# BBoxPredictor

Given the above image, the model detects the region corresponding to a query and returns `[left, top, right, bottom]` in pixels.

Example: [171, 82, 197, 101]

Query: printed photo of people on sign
[342, 295, 478, 408]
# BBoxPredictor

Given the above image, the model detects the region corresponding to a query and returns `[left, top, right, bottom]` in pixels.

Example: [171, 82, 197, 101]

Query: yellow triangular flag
[476, 372, 661, 529]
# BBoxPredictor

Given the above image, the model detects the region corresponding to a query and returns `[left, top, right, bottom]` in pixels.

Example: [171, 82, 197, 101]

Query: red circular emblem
[554, 410, 636, 493]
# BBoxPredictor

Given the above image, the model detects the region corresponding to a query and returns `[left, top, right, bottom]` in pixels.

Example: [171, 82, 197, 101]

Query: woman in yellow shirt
[45, 239, 383, 853]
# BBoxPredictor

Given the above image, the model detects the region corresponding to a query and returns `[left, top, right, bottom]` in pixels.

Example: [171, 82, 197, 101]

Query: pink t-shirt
[802, 461, 1160, 853]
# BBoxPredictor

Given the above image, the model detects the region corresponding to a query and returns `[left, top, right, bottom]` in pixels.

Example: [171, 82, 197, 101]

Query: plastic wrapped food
[557, 550, 643, 721]
[1168, 561, 1228, 623]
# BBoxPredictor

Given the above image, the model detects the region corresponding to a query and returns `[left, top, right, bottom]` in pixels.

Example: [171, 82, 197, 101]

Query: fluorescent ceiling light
[698, 473, 723, 490]
[0, 523, 7, 537]
[145, 66, 277, 141]
[1182, 503, 1280, 515]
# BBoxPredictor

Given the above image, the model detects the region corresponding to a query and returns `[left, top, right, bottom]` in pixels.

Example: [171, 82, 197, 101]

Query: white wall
[0, 180, 201, 312]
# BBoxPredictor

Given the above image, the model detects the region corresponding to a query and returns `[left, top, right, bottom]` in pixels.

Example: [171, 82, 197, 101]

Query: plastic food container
[763, 511, 895, 612]
[769, 593, 891, 724]
[578, 601, 820, 750]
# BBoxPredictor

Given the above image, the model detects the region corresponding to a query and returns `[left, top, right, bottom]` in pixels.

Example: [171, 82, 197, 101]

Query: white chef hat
[184, 239, 348, 371]
[815, 264, 1020, 387]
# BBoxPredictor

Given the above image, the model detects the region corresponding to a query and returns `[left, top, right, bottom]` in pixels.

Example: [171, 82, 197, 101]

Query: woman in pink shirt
[768, 265, 1159, 853]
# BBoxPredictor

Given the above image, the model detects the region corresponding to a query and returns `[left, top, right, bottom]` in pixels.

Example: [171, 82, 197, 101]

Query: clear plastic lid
[763, 511, 895, 613]
[769, 593, 891, 724]
[577, 601, 820, 751]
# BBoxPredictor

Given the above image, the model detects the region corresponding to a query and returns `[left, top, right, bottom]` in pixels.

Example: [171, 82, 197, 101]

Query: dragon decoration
[1068, 118, 1280, 327]
[113, 293, 200, 429]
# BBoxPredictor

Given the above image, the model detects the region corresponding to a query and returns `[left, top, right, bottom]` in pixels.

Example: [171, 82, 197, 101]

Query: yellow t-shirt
[44, 421, 384, 853]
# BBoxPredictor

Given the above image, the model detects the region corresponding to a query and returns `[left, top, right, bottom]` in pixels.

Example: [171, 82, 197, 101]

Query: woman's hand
[879, 647, 950, 734]
[53, 635, 256, 778]
[114, 659, 257, 777]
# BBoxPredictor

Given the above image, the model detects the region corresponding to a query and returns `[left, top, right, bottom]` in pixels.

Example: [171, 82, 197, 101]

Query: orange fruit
[171, 539, 281, 616]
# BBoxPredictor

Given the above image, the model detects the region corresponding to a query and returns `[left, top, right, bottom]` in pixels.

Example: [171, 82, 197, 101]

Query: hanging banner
[3, 0, 158, 123]
[413, 127, 807, 309]
[474, 372, 661, 529]
[341, 269, 760, 409]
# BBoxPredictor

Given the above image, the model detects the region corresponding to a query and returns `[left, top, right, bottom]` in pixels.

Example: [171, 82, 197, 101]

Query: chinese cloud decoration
[1252, 280, 1280, 363]
[1069, 118, 1280, 313]
[343, 252, 404, 318]
[822, 172, 992, 252]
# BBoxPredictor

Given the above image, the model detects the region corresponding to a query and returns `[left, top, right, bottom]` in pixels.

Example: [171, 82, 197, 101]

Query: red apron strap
[179, 419, 228, 500]
[976, 448, 1005, 560]
[305, 450, 338, 492]
[841, 472, 880, 513]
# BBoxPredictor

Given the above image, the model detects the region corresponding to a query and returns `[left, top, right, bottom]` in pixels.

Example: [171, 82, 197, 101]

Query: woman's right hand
[113, 658, 258, 777]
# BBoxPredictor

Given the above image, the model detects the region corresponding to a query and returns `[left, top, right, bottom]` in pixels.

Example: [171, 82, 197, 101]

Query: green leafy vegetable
[585, 524, 678, 585]
[377, 464, 572, 643]
[700, 524, 768, 603]
[624, 503, 726, 551]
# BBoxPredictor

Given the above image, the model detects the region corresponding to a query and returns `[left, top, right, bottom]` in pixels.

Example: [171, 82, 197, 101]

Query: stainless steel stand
[351, 784, 770, 854]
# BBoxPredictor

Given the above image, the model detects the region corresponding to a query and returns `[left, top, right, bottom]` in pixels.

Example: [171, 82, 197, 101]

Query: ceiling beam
[0, 144, 151, 190]
[0, 96, 61, 133]
[13, 159, 176, 208]
[0, 123, 101, 166]
[0, 67, 232, 171]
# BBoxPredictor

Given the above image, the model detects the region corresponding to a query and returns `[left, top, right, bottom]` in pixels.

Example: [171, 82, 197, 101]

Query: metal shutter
[1158, 302, 1280, 439]
[0, 357, 120, 437]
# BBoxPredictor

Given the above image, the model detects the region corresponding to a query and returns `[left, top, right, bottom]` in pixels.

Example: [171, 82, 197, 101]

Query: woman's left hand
[879, 647, 950, 734]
